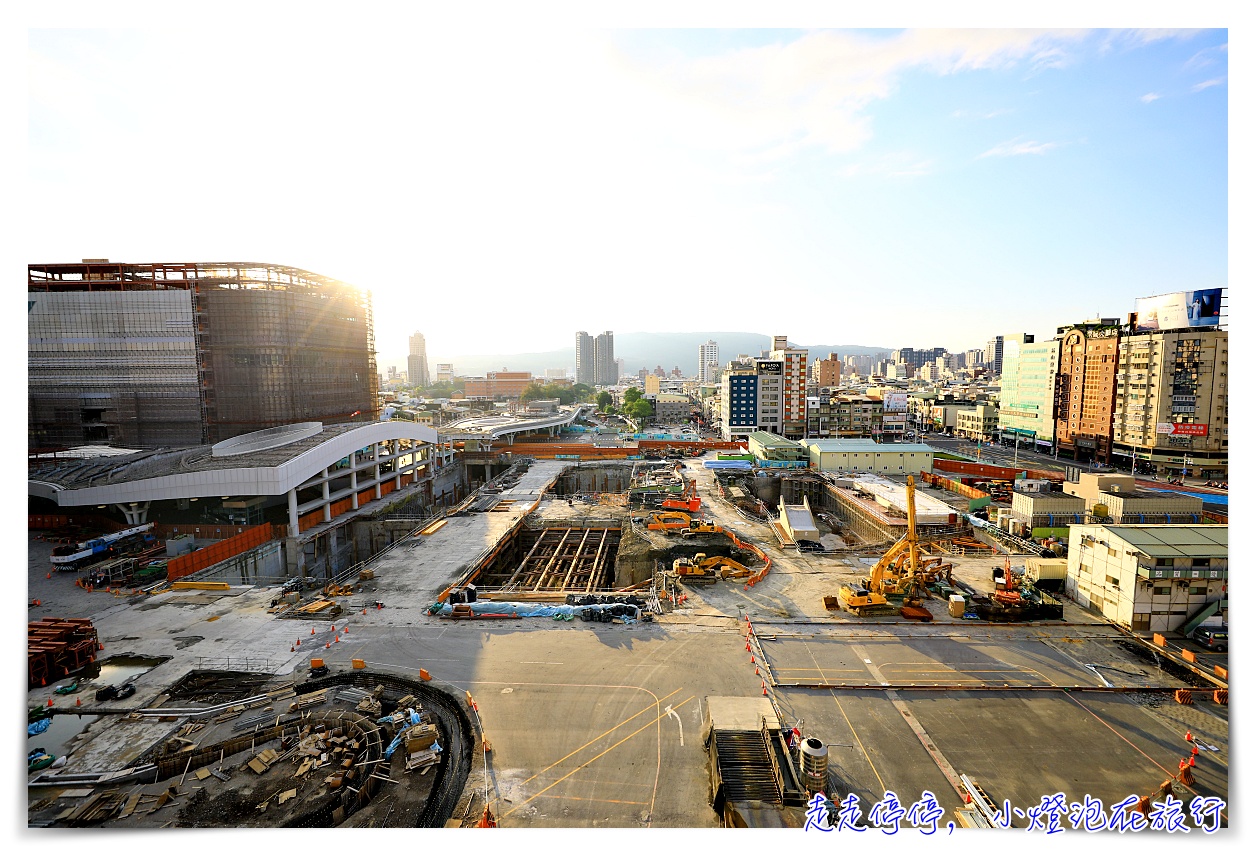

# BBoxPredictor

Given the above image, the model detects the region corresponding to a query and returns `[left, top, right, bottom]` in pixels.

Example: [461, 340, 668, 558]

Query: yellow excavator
[838, 475, 932, 616]
[671, 553, 754, 584]
[644, 511, 721, 535]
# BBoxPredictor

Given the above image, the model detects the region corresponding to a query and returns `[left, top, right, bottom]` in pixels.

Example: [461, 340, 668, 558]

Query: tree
[596, 391, 613, 410]
[570, 383, 594, 401]
[627, 399, 653, 421]
[520, 382, 546, 403]
[623, 387, 642, 405]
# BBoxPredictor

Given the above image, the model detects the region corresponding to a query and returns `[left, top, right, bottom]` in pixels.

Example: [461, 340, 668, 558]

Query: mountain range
[379, 332, 892, 380]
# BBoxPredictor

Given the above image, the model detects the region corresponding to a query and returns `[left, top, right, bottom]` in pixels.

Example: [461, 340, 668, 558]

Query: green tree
[626, 399, 653, 421]
[570, 383, 594, 401]
[596, 391, 613, 410]
[520, 382, 546, 403]
[623, 387, 642, 405]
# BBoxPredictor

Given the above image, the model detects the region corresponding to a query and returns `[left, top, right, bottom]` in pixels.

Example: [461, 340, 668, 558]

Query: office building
[574, 332, 595, 386]
[985, 335, 1004, 377]
[436, 363, 454, 384]
[997, 334, 1059, 451]
[698, 340, 720, 383]
[408, 331, 430, 389]
[28, 261, 378, 450]
[595, 331, 616, 385]
[1054, 319, 1121, 464]
[770, 335, 807, 440]
[1112, 327, 1228, 478]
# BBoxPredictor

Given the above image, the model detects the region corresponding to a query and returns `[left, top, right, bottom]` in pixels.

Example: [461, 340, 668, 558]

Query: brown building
[463, 371, 533, 399]
[813, 352, 843, 388]
[1054, 320, 1121, 464]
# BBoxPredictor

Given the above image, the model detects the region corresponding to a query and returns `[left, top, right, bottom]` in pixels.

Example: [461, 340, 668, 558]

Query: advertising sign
[1171, 423, 1208, 436]
[756, 360, 783, 375]
[882, 413, 907, 424]
[882, 392, 909, 412]
[1135, 289, 1222, 332]
[1156, 423, 1174, 434]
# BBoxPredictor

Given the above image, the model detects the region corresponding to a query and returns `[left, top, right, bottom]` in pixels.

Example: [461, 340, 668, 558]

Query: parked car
[1191, 626, 1227, 652]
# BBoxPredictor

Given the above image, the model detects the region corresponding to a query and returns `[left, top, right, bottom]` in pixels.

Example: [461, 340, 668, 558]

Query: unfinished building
[29, 261, 379, 450]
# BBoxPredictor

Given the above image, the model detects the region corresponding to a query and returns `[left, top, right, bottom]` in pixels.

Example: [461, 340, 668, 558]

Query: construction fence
[166, 524, 279, 581]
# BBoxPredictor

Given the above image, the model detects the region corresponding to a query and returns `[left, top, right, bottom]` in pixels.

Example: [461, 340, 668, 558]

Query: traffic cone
[762, 683, 768, 696]
[75, 697, 81, 707]
[1189, 755, 1196, 766]
[97, 643, 103, 651]
[46, 572, 52, 579]
[750, 655, 755, 663]
[41, 678, 46, 687]
[342, 626, 347, 634]
[1191, 745, 1199, 756]
[1185, 730, 1193, 742]
[363, 609, 367, 615]
[311, 628, 315, 635]
[291, 646, 295, 652]
[377, 603, 382, 610]
[325, 642, 331, 649]
[755, 667, 759, 676]
[47, 698, 53, 707]
[335, 635, 340, 643]
[330, 624, 335, 632]
[296, 638, 301, 647]
[746, 641, 751, 651]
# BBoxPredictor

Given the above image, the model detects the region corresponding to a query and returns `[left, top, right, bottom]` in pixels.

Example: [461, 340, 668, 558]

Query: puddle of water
[28, 656, 166, 769]
[28, 713, 99, 765]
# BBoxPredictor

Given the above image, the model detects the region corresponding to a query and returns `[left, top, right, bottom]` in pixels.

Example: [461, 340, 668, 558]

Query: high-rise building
[436, 363, 454, 383]
[408, 331, 430, 389]
[814, 353, 843, 389]
[770, 335, 808, 440]
[1054, 319, 1122, 464]
[985, 336, 1005, 377]
[698, 340, 719, 382]
[996, 334, 1059, 450]
[1112, 327, 1227, 478]
[594, 331, 615, 386]
[28, 261, 378, 450]
[575, 332, 595, 386]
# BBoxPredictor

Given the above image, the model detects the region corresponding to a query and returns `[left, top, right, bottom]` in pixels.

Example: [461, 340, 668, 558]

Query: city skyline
[25, 23, 1228, 360]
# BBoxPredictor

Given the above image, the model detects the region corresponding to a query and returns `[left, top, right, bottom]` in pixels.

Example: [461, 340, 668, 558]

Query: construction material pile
[28, 617, 98, 688]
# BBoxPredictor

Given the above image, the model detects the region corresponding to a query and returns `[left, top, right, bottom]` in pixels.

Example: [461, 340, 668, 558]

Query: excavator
[671, 553, 754, 584]
[838, 475, 940, 616]
[643, 511, 721, 535]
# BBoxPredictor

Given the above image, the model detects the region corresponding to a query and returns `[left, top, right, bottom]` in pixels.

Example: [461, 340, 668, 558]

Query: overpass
[438, 405, 590, 447]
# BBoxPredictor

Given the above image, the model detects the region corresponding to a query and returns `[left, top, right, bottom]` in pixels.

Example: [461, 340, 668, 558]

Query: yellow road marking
[511, 687, 682, 793]
[504, 695, 695, 817]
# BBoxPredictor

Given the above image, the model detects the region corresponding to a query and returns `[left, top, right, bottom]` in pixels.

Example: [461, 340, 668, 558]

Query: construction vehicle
[837, 475, 932, 616]
[51, 523, 157, 571]
[671, 553, 755, 584]
[645, 511, 697, 530]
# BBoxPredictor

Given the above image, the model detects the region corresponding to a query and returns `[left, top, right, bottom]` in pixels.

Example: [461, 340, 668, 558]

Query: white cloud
[1140, 92, 1162, 103]
[979, 138, 1060, 158]
[952, 108, 1013, 119]
[624, 29, 1093, 159]
[1184, 42, 1227, 71]
[1192, 77, 1226, 92]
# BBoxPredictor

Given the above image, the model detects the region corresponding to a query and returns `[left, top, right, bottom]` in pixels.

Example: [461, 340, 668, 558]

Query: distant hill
[379, 332, 892, 379]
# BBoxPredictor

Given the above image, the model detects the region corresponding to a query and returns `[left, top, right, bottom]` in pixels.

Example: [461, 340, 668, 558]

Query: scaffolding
[475, 525, 621, 594]
[28, 262, 379, 449]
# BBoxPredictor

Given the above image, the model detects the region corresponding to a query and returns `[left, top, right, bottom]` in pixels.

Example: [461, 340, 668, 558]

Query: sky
[21, 10, 1232, 367]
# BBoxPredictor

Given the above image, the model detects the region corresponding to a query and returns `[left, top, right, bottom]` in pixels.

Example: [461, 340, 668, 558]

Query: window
[1191, 558, 1209, 567]
[1152, 586, 1170, 596]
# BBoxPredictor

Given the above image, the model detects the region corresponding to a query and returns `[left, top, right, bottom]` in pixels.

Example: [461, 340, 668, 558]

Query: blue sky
[24, 23, 1228, 363]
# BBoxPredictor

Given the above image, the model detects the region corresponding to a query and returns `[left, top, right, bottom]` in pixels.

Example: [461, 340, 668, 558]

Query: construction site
[27, 447, 1230, 830]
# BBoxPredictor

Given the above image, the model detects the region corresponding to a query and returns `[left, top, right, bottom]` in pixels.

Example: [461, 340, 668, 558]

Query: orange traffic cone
[746, 641, 751, 651]
[296, 638, 301, 647]
[41, 678, 46, 687]
[762, 684, 768, 696]
[46, 572, 52, 579]
[325, 642, 331, 649]
[47, 698, 53, 707]
[75, 697, 81, 707]
[330, 624, 335, 632]
[311, 628, 315, 635]
[1185, 730, 1193, 742]
[97, 643, 103, 651]
[755, 667, 759, 676]
[363, 609, 367, 615]
[335, 635, 340, 643]
[291, 646, 295, 652]
[750, 655, 755, 664]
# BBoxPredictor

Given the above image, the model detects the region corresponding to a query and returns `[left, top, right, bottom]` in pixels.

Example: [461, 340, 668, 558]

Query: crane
[838, 476, 930, 615]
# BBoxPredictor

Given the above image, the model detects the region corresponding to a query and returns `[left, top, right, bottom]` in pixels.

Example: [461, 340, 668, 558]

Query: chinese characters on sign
[805, 792, 1225, 833]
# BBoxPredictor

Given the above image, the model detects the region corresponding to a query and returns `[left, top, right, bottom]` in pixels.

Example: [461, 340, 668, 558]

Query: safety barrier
[166, 524, 278, 580]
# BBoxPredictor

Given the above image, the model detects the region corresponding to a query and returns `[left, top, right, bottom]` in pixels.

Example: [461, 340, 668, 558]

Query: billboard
[1156, 422, 1207, 436]
[1135, 289, 1222, 332]
[882, 413, 907, 424]
[882, 392, 909, 412]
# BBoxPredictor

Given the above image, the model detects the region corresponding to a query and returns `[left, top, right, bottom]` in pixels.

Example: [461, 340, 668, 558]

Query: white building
[1065, 524, 1227, 632]
[698, 340, 719, 383]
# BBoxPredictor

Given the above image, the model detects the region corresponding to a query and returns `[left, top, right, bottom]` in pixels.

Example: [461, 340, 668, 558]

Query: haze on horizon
[27, 24, 1227, 362]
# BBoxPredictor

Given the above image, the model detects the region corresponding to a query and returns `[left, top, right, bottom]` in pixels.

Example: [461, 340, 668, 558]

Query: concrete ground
[26, 456, 1230, 829]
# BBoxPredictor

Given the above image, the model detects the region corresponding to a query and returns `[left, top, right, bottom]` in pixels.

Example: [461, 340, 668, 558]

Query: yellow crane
[838, 475, 930, 615]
